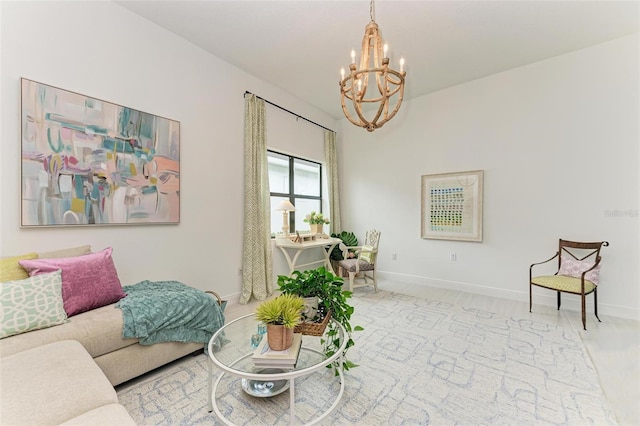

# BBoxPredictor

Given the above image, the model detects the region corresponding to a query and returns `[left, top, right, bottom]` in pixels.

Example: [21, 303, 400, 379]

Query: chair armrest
[530, 252, 559, 280]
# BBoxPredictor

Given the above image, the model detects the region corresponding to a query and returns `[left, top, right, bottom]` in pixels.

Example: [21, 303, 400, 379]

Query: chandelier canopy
[339, 0, 406, 132]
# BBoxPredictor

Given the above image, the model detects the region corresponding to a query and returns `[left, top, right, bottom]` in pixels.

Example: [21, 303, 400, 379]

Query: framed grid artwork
[421, 170, 483, 242]
[21, 78, 180, 227]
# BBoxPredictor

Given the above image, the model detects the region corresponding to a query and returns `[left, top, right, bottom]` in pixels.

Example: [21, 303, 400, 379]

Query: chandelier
[339, 0, 406, 132]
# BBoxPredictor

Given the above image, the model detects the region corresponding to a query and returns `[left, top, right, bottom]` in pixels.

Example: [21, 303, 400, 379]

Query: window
[268, 151, 323, 236]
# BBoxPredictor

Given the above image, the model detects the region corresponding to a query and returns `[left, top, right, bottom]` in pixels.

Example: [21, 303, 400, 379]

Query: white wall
[0, 1, 335, 303]
[338, 34, 640, 319]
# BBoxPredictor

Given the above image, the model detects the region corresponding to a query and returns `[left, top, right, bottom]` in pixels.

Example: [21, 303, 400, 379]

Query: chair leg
[372, 270, 378, 293]
[529, 284, 532, 313]
[557, 291, 561, 310]
[594, 288, 601, 322]
[581, 293, 587, 331]
[348, 272, 355, 292]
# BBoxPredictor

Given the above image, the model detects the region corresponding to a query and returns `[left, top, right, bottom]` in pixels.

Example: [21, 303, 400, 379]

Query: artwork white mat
[421, 170, 483, 242]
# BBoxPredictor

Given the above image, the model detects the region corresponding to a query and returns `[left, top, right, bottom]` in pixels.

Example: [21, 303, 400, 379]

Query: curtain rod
[244, 91, 335, 133]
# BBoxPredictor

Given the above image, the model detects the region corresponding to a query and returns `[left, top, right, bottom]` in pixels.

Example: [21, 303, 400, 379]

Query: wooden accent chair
[338, 229, 381, 292]
[530, 239, 609, 330]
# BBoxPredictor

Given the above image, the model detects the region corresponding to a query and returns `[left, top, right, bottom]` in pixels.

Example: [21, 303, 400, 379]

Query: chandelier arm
[341, 89, 366, 128]
[351, 88, 373, 129]
[374, 87, 405, 129]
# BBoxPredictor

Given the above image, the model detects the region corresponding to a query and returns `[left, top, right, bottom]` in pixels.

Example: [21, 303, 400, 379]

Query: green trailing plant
[255, 294, 304, 328]
[330, 231, 358, 261]
[278, 266, 363, 374]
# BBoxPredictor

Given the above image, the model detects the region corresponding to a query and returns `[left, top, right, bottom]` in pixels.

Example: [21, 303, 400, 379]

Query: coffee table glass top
[208, 313, 345, 377]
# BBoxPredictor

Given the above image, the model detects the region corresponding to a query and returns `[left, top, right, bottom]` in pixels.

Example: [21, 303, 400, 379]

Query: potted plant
[303, 211, 330, 234]
[330, 231, 358, 275]
[255, 294, 305, 351]
[278, 266, 363, 374]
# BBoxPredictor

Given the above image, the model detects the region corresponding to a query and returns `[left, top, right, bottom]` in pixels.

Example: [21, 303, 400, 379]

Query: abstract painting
[21, 78, 180, 227]
[421, 170, 483, 241]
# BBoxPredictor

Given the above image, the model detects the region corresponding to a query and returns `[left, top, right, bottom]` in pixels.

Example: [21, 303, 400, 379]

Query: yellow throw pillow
[360, 245, 376, 264]
[0, 253, 38, 283]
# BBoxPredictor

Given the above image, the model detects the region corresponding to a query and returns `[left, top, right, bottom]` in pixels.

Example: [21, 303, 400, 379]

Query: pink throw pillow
[20, 247, 126, 316]
[558, 257, 601, 284]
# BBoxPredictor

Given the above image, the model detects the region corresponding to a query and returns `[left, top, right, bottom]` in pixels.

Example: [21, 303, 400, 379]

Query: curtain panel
[324, 130, 342, 234]
[240, 95, 274, 303]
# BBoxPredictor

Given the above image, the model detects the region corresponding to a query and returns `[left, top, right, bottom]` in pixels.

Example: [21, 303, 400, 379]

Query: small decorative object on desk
[252, 333, 302, 368]
[303, 211, 330, 235]
[257, 323, 267, 335]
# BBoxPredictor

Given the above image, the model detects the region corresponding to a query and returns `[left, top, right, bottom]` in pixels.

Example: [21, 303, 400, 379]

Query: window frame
[268, 150, 323, 235]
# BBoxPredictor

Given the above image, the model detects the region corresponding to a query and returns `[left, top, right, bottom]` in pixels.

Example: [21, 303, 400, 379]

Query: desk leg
[324, 243, 339, 274]
[279, 246, 305, 275]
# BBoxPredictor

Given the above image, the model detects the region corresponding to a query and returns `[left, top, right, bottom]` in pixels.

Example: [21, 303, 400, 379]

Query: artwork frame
[421, 170, 483, 242]
[20, 78, 180, 227]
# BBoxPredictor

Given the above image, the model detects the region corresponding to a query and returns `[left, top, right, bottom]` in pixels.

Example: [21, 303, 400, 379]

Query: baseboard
[378, 270, 640, 321]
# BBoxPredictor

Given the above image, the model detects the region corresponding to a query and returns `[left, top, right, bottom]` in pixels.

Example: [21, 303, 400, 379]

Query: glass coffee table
[207, 313, 347, 426]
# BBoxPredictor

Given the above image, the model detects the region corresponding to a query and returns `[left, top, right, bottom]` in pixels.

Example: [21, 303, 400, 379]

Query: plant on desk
[255, 294, 304, 351]
[278, 266, 363, 374]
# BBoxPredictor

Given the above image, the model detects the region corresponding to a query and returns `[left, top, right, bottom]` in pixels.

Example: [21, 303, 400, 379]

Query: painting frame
[20, 78, 180, 227]
[421, 170, 483, 242]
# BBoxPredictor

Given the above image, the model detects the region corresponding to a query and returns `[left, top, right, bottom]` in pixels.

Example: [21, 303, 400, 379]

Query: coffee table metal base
[209, 349, 345, 426]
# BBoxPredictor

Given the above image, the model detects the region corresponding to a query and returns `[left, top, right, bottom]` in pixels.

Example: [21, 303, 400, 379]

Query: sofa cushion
[0, 252, 37, 282]
[20, 247, 126, 317]
[0, 340, 120, 425]
[0, 270, 68, 338]
[38, 244, 92, 259]
[59, 404, 136, 425]
[0, 303, 137, 359]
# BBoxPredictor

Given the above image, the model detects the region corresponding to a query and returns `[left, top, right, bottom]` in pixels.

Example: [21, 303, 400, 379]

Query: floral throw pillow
[558, 257, 601, 284]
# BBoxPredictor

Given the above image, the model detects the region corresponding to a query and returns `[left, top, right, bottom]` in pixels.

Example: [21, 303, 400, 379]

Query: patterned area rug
[117, 290, 616, 425]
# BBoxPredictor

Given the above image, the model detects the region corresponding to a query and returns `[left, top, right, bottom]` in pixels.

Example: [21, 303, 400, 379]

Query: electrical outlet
[450, 253, 457, 261]
[391, 252, 397, 260]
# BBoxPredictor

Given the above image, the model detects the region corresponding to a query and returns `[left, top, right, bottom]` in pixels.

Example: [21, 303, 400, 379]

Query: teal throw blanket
[116, 280, 225, 348]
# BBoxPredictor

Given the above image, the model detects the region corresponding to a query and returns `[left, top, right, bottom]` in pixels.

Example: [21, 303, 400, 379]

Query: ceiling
[116, 1, 639, 120]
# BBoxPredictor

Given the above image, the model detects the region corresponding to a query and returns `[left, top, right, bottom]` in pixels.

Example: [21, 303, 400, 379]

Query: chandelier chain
[370, 0, 375, 22]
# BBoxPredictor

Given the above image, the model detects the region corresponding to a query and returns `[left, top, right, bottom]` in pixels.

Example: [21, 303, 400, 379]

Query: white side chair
[338, 230, 381, 292]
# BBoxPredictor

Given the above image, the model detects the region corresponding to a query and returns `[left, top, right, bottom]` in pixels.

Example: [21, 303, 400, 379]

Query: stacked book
[252, 333, 302, 368]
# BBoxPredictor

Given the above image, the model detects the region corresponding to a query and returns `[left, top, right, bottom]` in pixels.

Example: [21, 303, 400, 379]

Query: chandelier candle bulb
[400, 57, 405, 72]
[340, 67, 345, 80]
[351, 49, 356, 63]
[383, 43, 388, 56]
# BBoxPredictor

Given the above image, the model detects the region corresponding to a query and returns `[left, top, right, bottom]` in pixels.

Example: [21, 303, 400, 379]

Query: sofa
[0, 299, 204, 386]
[0, 245, 225, 424]
[1, 340, 137, 425]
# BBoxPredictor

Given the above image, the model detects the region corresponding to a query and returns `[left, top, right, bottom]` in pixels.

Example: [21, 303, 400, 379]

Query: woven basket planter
[293, 311, 331, 336]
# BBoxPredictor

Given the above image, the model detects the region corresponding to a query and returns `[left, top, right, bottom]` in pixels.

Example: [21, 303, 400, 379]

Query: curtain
[324, 130, 342, 234]
[240, 95, 274, 304]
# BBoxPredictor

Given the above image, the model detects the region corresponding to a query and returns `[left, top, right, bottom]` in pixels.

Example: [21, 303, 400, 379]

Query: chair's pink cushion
[20, 248, 126, 317]
[558, 257, 601, 284]
[338, 258, 375, 273]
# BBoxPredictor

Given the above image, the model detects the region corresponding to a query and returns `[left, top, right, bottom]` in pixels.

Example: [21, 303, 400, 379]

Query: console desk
[275, 237, 342, 275]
